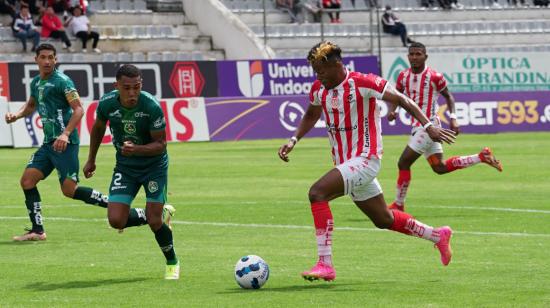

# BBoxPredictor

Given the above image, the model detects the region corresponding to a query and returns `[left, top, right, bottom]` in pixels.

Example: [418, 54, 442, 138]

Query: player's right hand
[278, 140, 296, 162]
[5, 112, 18, 124]
[387, 111, 397, 122]
[426, 126, 456, 145]
[83, 160, 96, 178]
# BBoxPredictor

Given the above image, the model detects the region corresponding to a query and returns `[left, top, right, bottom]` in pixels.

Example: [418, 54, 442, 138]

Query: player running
[83, 64, 179, 280]
[278, 41, 456, 282]
[4, 44, 111, 241]
[388, 42, 503, 212]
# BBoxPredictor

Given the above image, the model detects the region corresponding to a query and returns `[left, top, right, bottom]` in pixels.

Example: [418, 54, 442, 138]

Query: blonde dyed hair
[307, 41, 342, 64]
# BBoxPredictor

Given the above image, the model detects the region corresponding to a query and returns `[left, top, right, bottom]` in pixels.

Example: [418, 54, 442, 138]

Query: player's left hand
[387, 111, 397, 122]
[121, 140, 136, 156]
[450, 119, 460, 135]
[426, 126, 456, 145]
[53, 133, 69, 152]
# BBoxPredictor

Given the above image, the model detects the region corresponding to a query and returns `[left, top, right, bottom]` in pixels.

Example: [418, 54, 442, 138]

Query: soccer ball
[234, 255, 270, 289]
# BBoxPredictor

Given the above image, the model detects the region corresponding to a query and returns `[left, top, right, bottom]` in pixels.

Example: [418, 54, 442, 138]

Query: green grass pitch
[0, 132, 549, 307]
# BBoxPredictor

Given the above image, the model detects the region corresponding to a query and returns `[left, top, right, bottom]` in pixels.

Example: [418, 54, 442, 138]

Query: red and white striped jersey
[309, 71, 388, 165]
[396, 66, 447, 126]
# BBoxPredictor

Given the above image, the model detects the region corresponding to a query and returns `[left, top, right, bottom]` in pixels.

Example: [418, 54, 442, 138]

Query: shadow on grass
[29, 277, 152, 291]
[219, 282, 362, 294]
[0, 240, 48, 246]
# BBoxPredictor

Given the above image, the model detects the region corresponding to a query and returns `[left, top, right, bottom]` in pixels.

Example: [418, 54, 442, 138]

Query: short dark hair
[409, 42, 427, 53]
[35, 43, 56, 56]
[307, 41, 342, 64]
[116, 64, 142, 80]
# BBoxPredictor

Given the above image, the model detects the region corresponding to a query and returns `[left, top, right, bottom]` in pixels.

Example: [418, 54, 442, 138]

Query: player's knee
[20, 177, 36, 190]
[308, 185, 328, 203]
[372, 216, 393, 229]
[108, 217, 125, 229]
[61, 186, 75, 198]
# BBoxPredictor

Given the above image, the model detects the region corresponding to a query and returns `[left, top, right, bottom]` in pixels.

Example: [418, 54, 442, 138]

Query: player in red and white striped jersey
[277, 41, 457, 282]
[388, 42, 503, 212]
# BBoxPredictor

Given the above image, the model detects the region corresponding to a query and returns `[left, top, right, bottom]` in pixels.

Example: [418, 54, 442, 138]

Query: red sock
[395, 170, 411, 205]
[311, 201, 334, 264]
[389, 209, 413, 235]
[390, 209, 440, 242]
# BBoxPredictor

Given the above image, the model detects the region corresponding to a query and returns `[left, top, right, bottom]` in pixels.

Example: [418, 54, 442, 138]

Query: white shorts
[336, 156, 383, 202]
[407, 125, 443, 158]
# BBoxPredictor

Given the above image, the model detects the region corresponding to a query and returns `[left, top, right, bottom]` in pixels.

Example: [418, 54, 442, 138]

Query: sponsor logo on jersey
[237, 61, 264, 97]
[134, 112, 149, 118]
[148, 181, 159, 193]
[153, 117, 164, 128]
[109, 110, 122, 118]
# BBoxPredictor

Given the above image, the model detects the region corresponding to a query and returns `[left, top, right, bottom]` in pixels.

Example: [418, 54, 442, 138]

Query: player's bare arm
[4, 96, 37, 124]
[121, 129, 167, 157]
[83, 117, 107, 178]
[383, 84, 456, 144]
[53, 91, 84, 153]
[440, 87, 460, 135]
[387, 86, 404, 122]
[278, 104, 322, 162]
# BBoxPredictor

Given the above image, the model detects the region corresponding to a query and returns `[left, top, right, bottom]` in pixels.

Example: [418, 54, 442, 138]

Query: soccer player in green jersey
[4, 44, 112, 242]
[83, 64, 179, 280]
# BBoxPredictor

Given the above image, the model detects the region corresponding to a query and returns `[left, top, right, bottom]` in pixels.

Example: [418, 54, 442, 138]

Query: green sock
[73, 186, 108, 208]
[24, 187, 44, 233]
[124, 208, 148, 228]
[154, 223, 177, 264]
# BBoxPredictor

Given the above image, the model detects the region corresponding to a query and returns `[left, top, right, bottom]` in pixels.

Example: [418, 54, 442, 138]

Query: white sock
[316, 219, 333, 265]
[405, 218, 440, 243]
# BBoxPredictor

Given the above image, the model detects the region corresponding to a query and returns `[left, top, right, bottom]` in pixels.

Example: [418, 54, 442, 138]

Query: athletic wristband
[290, 136, 298, 145]
[449, 112, 457, 120]
[422, 122, 433, 130]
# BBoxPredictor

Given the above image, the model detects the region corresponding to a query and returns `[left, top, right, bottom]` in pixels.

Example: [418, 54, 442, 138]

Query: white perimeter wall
[181, 0, 275, 60]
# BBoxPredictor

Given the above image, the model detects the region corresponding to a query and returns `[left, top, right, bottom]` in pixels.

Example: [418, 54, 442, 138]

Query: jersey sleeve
[59, 77, 77, 96]
[357, 73, 388, 100]
[432, 71, 448, 92]
[395, 71, 405, 93]
[29, 78, 38, 101]
[96, 97, 108, 122]
[309, 80, 322, 106]
[149, 99, 166, 131]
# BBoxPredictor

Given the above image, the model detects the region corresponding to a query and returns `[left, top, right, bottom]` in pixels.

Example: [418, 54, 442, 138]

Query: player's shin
[311, 201, 334, 266]
[390, 209, 440, 243]
[394, 170, 411, 206]
[445, 154, 481, 172]
[73, 186, 108, 208]
[154, 223, 178, 265]
[24, 187, 44, 233]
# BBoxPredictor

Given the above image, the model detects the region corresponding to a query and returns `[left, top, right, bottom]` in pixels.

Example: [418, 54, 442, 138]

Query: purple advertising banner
[216, 56, 379, 98]
[205, 91, 550, 141]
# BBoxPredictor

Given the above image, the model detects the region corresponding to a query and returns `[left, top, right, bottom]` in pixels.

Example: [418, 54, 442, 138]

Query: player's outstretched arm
[440, 87, 460, 135]
[4, 97, 36, 124]
[383, 84, 456, 145]
[278, 104, 322, 162]
[121, 130, 167, 157]
[84, 118, 107, 178]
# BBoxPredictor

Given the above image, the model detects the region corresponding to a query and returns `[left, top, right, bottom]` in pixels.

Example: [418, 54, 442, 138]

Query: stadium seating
[220, 0, 550, 58]
[0, 0, 224, 62]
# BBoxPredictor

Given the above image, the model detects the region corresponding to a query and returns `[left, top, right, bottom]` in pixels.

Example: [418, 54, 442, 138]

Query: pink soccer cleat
[479, 147, 503, 172]
[434, 226, 453, 266]
[388, 202, 405, 212]
[301, 261, 336, 282]
[13, 230, 47, 242]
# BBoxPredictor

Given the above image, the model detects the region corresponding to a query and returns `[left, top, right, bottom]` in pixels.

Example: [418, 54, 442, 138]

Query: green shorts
[108, 165, 167, 206]
[26, 142, 80, 184]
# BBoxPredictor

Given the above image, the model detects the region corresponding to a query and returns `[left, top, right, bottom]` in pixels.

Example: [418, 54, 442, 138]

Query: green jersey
[30, 69, 80, 144]
[97, 90, 168, 170]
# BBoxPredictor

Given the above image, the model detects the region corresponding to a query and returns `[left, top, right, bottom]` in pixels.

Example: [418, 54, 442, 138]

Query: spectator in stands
[534, 0, 549, 6]
[20, 0, 40, 14]
[0, 0, 16, 17]
[12, 5, 40, 52]
[381, 5, 415, 47]
[276, 0, 301, 23]
[299, 0, 321, 23]
[322, 0, 341, 23]
[41, 6, 74, 51]
[64, 5, 100, 52]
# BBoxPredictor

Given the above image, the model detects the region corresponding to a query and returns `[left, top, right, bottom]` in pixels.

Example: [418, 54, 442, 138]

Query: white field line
[2, 202, 550, 214]
[1, 216, 549, 238]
